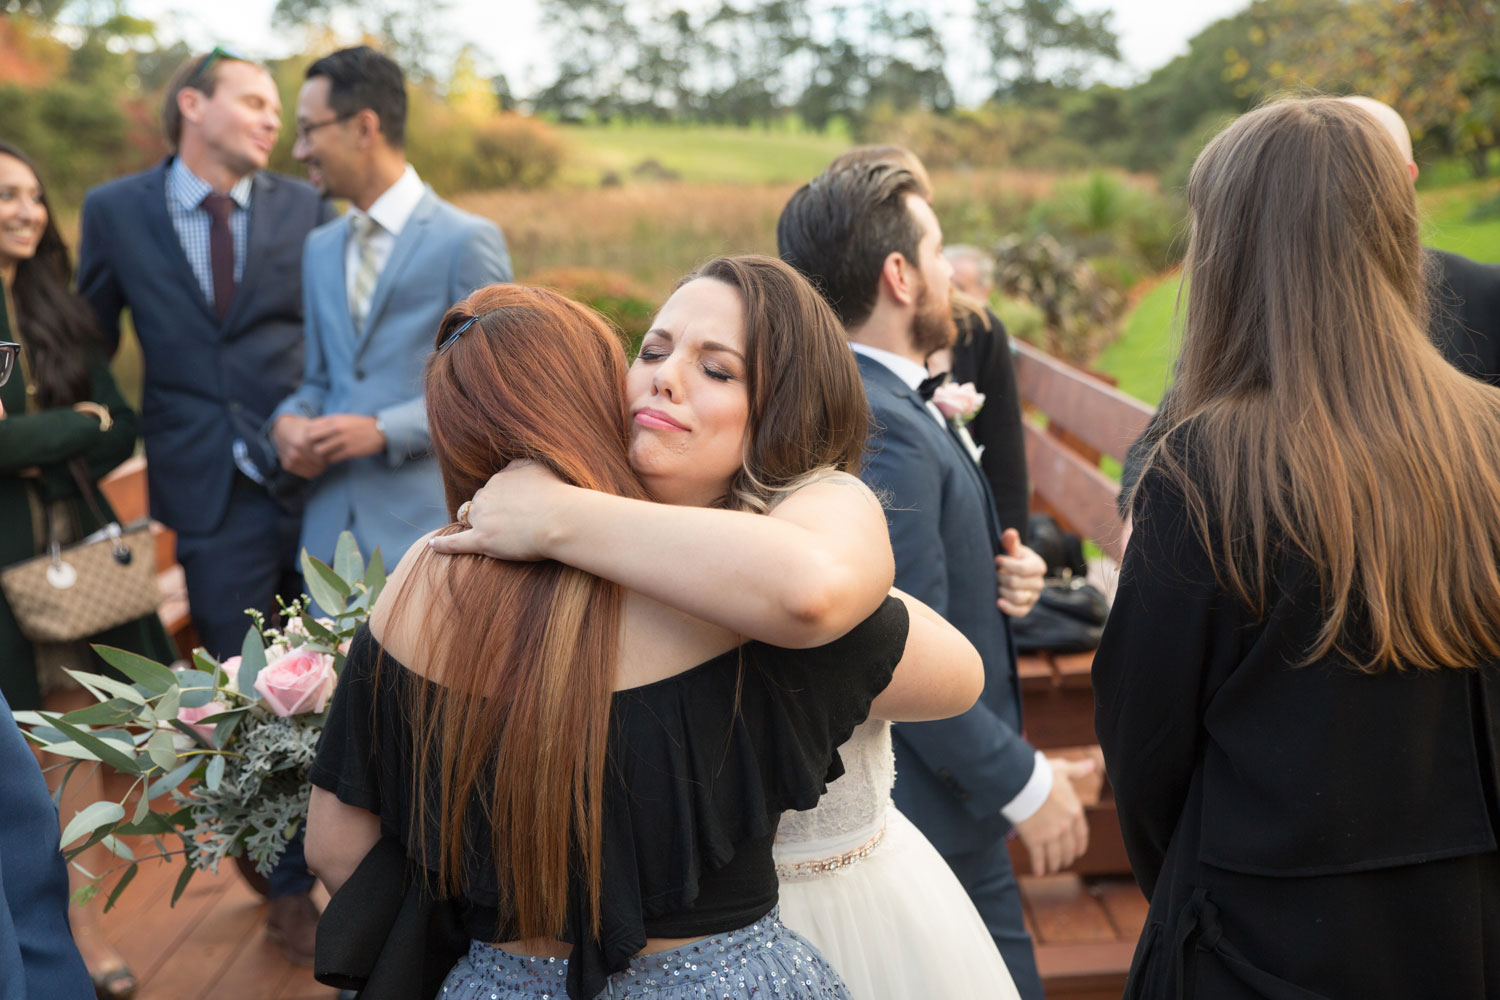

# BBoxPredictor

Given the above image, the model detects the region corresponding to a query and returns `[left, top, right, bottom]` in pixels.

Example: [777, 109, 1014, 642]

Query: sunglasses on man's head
[0, 343, 18, 389]
[187, 45, 251, 89]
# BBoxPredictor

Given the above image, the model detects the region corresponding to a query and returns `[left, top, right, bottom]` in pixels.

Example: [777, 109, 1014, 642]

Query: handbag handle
[56, 459, 132, 565]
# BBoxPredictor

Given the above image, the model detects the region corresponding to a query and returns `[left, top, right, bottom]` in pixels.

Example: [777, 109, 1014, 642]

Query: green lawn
[557, 121, 852, 186]
[1097, 174, 1500, 405]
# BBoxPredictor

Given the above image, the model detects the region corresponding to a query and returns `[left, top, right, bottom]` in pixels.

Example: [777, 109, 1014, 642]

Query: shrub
[522, 267, 658, 348]
[467, 114, 567, 190]
[993, 233, 1124, 363]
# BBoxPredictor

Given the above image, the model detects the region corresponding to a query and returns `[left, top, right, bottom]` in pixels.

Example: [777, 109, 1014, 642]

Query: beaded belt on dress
[774, 823, 886, 881]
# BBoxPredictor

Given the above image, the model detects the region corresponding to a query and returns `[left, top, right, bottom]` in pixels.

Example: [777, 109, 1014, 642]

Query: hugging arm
[430, 463, 895, 648]
[870, 588, 984, 722]
[306, 787, 381, 896]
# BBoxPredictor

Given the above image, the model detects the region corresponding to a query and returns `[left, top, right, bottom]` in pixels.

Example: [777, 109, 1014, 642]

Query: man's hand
[271, 414, 328, 480]
[996, 528, 1047, 618]
[307, 414, 385, 465]
[1012, 757, 1093, 875]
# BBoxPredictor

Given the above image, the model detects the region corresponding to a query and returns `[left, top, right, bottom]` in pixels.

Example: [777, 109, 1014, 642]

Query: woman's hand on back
[431, 460, 570, 561]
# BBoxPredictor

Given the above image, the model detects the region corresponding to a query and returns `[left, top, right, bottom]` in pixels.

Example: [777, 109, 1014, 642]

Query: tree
[271, 0, 452, 74]
[974, 0, 1120, 101]
[1258, 0, 1500, 177]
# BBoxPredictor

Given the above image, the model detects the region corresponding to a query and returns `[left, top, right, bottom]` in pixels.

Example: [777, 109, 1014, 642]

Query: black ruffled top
[309, 596, 908, 1000]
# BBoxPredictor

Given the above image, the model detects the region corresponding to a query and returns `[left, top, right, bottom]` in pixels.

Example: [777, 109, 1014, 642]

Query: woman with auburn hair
[1095, 97, 1500, 999]
[305, 271, 987, 1000]
[431, 255, 1023, 998]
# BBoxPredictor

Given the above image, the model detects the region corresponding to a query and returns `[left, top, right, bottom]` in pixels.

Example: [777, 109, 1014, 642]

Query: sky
[124, 0, 1250, 101]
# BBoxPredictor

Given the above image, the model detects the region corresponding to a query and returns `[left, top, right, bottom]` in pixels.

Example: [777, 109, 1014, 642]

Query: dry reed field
[455, 168, 1073, 300]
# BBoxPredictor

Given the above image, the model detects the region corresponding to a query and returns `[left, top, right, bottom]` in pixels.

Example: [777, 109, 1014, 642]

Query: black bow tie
[917, 372, 949, 402]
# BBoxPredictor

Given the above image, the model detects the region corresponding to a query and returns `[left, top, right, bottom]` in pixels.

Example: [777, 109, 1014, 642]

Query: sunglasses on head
[0, 343, 18, 389]
[186, 45, 251, 89]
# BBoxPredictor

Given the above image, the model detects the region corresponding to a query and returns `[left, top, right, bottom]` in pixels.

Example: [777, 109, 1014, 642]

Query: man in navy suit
[778, 163, 1090, 1000]
[271, 46, 510, 566]
[76, 48, 334, 966]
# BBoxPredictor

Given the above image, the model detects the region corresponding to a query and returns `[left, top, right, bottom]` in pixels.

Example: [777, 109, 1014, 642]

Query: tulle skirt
[776, 807, 1021, 1000]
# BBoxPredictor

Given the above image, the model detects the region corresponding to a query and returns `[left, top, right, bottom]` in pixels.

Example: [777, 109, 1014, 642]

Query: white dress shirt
[344, 164, 425, 305]
[850, 341, 1052, 823]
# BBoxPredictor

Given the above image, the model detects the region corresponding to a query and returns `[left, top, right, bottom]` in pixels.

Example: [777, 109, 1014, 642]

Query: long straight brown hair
[389, 284, 650, 941]
[1140, 97, 1500, 672]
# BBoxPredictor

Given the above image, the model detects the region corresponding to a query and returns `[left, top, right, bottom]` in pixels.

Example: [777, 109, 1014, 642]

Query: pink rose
[253, 649, 337, 717]
[220, 655, 243, 693]
[931, 381, 987, 425]
[178, 700, 233, 746]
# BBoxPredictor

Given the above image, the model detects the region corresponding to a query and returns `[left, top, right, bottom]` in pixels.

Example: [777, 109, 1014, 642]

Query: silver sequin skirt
[439, 907, 853, 999]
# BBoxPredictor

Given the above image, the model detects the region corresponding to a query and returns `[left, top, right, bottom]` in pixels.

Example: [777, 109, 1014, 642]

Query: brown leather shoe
[265, 892, 320, 966]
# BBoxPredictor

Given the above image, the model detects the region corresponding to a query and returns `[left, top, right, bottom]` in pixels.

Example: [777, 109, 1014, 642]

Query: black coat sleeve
[1092, 466, 1223, 899]
[950, 309, 1031, 536]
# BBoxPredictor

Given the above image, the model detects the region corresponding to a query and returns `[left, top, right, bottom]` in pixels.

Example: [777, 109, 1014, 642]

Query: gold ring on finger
[456, 500, 474, 526]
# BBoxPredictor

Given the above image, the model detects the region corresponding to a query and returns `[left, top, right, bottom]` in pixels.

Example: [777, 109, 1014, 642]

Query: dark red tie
[202, 193, 236, 323]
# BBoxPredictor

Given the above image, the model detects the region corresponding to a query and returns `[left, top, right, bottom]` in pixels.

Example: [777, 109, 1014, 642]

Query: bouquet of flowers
[14, 532, 383, 910]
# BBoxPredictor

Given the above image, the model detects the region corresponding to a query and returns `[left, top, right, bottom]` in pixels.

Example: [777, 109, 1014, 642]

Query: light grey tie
[348, 214, 382, 332]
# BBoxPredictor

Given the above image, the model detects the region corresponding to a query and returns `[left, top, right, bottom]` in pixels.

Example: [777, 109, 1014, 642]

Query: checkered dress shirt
[165, 158, 251, 310]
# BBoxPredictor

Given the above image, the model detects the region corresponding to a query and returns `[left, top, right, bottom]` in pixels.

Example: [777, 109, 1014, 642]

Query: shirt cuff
[1000, 750, 1053, 824]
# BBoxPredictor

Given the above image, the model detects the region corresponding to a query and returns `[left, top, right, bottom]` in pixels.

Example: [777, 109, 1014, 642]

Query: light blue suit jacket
[271, 188, 511, 569]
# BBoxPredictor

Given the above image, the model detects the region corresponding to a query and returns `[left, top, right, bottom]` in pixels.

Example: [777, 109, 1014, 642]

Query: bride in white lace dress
[776, 720, 1021, 999]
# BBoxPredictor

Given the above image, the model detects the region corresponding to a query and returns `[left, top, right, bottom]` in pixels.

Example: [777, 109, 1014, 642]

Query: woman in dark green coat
[0, 141, 173, 999]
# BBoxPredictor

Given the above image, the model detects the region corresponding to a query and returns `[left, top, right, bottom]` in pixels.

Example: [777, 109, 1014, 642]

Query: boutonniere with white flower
[931, 381, 986, 464]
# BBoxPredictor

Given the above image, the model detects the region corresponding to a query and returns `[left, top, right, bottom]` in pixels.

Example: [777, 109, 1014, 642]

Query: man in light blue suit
[270, 46, 511, 568]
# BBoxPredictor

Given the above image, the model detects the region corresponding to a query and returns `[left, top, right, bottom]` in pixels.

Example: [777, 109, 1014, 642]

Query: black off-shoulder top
[309, 596, 909, 1000]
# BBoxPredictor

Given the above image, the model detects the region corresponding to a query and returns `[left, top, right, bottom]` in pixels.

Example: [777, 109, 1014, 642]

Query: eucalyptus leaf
[333, 530, 364, 584]
[11, 710, 49, 726]
[59, 800, 125, 848]
[92, 646, 176, 695]
[299, 614, 337, 645]
[44, 718, 141, 774]
[155, 687, 180, 722]
[146, 759, 198, 800]
[118, 812, 176, 836]
[145, 730, 178, 773]
[205, 754, 226, 792]
[302, 552, 350, 613]
[103, 863, 138, 913]
[365, 547, 386, 598]
[191, 650, 219, 675]
[62, 670, 146, 706]
[212, 709, 247, 747]
[171, 858, 195, 905]
[174, 670, 218, 708]
[132, 788, 152, 825]
[238, 629, 267, 696]
[99, 834, 135, 861]
[59, 700, 139, 727]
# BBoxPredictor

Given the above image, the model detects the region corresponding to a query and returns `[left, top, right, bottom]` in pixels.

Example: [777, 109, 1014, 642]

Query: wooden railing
[1007, 339, 1156, 999]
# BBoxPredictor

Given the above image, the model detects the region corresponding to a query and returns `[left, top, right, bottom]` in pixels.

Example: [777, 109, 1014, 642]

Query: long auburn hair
[0, 142, 101, 408]
[1139, 97, 1500, 672]
[682, 255, 868, 512]
[389, 284, 650, 942]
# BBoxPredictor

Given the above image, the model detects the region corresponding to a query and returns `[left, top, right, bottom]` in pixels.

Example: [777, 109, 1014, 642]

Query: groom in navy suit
[779, 163, 1090, 1000]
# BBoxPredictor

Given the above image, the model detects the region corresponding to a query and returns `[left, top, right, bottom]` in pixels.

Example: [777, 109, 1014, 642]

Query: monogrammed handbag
[0, 465, 161, 643]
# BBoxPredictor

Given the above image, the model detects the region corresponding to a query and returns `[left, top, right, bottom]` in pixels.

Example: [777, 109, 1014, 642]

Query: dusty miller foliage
[175, 713, 322, 875]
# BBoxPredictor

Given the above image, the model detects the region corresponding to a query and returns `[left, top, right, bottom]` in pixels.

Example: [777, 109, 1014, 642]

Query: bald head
[1338, 96, 1417, 182]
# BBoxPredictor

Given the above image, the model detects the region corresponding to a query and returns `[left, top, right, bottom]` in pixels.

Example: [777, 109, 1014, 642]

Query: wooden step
[1021, 873, 1144, 1000]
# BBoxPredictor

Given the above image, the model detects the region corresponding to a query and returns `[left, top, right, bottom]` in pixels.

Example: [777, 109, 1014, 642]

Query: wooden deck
[100, 853, 1138, 1000]
[92, 845, 337, 1000]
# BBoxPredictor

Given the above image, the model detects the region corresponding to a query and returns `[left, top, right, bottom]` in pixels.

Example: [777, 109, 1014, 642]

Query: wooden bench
[98, 456, 199, 660]
[1007, 339, 1157, 999]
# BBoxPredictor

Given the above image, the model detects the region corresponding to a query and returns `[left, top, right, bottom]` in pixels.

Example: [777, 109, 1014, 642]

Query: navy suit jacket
[856, 353, 1035, 856]
[77, 159, 334, 536]
[0, 692, 92, 1000]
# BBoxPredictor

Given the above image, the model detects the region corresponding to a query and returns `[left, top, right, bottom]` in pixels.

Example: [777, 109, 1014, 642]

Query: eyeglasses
[294, 112, 357, 143]
[0, 343, 18, 389]
[186, 45, 250, 90]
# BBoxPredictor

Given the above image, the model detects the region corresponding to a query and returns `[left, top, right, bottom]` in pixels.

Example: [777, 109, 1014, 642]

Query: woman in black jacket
[1095, 97, 1500, 999]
